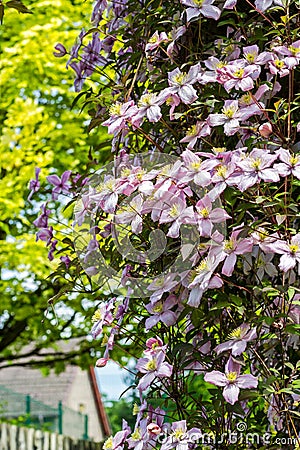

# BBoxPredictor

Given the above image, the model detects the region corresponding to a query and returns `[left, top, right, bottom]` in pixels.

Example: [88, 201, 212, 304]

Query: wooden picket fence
[0, 422, 102, 450]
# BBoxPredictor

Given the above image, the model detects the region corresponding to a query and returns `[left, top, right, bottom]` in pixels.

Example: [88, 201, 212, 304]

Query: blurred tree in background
[0, 0, 111, 371]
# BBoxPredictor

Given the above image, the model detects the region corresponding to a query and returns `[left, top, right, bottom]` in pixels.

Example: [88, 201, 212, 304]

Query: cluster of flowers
[31, 0, 300, 445]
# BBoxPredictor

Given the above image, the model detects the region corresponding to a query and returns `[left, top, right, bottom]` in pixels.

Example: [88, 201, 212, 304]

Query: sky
[95, 361, 130, 401]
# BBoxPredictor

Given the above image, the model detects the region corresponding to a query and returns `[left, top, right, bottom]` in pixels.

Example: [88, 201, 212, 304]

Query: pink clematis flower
[47, 170, 71, 200]
[145, 31, 169, 52]
[148, 273, 179, 303]
[208, 100, 243, 136]
[136, 351, 173, 390]
[114, 194, 144, 234]
[217, 63, 260, 92]
[273, 40, 300, 69]
[91, 300, 115, 338]
[255, 0, 283, 11]
[134, 92, 164, 123]
[214, 323, 257, 356]
[180, 149, 213, 186]
[235, 148, 279, 191]
[161, 65, 199, 105]
[204, 356, 258, 405]
[181, 0, 221, 21]
[268, 55, 289, 78]
[272, 234, 300, 273]
[211, 229, 253, 277]
[160, 420, 202, 450]
[275, 148, 300, 180]
[180, 121, 211, 150]
[102, 100, 139, 135]
[145, 295, 178, 330]
[196, 195, 231, 237]
[159, 196, 196, 238]
[186, 255, 223, 307]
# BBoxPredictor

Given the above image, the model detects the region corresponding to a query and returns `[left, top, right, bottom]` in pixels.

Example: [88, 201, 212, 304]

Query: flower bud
[53, 43, 67, 57]
[96, 357, 108, 367]
[147, 423, 161, 435]
[258, 123, 272, 138]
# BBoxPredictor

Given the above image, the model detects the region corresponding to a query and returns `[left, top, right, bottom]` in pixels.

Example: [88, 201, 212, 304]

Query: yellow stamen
[226, 371, 238, 382]
[109, 103, 122, 116]
[229, 327, 243, 339]
[153, 302, 163, 313]
[233, 68, 245, 78]
[289, 244, 299, 254]
[145, 360, 157, 371]
[92, 310, 102, 323]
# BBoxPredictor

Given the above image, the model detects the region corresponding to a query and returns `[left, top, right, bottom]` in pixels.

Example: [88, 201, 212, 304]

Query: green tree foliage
[0, 0, 111, 371]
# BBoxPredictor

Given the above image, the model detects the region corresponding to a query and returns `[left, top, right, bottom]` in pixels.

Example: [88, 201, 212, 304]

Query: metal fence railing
[0, 385, 88, 440]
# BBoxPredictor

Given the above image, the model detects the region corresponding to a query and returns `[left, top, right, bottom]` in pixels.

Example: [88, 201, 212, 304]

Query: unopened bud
[147, 423, 161, 435]
[96, 357, 108, 367]
[259, 123, 272, 138]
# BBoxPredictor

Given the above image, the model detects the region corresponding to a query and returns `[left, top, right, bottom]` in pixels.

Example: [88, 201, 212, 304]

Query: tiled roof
[0, 365, 77, 407]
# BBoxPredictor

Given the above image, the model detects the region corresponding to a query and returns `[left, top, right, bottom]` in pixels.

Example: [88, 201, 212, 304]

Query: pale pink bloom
[114, 194, 143, 234]
[148, 273, 179, 303]
[136, 351, 173, 390]
[102, 100, 138, 135]
[181, 0, 221, 21]
[208, 100, 242, 136]
[166, 25, 187, 57]
[145, 31, 168, 52]
[255, 0, 283, 11]
[90, 175, 121, 213]
[208, 162, 239, 201]
[204, 356, 258, 405]
[159, 196, 196, 238]
[272, 234, 300, 272]
[103, 428, 130, 450]
[242, 45, 272, 65]
[196, 194, 231, 237]
[144, 337, 165, 355]
[180, 149, 212, 186]
[74, 192, 92, 226]
[165, 93, 181, 120]
[268, 55, 289, 78]
[223, 0, 237, 9]
[275, 148, 300, 179]
[118, 166, 157, 196]
[214, 324, 257, 356]
[217, 63, 260, 92]
[160, 420, 201, 450]
[251, 227, 280, 253]
[200, 56, 227, 84]
[235, 148, 279, 191]
[134, 92, 164, 123]
[186, 255, 223, 306]
[161, 65, 199, 105]
[91, 300, 115, 338]
[180, 121, 211, 150]
[238, 84, 270, 120]
[145, 295, 178, 329]
[211, 229, 253, 277]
